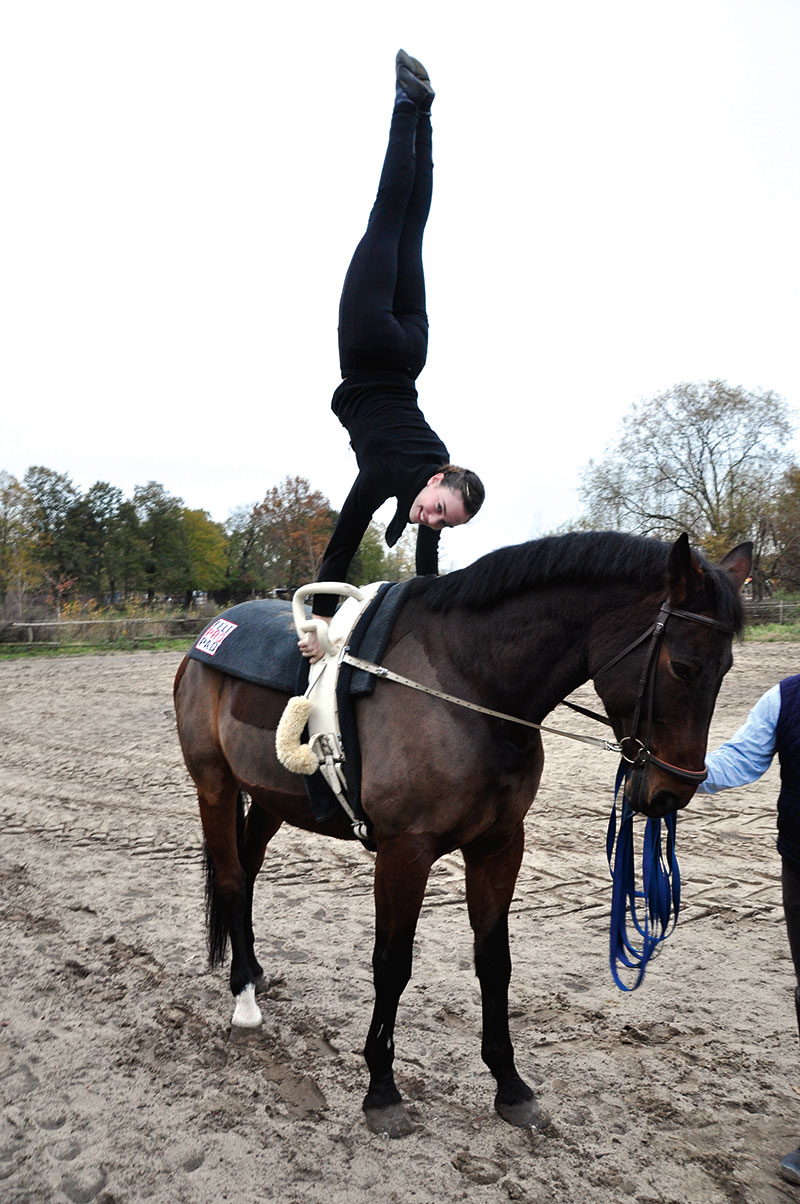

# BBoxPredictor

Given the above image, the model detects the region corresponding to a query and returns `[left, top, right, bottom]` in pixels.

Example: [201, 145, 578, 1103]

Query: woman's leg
[337, 105, 422, 376]
[392, 112, 432, 375]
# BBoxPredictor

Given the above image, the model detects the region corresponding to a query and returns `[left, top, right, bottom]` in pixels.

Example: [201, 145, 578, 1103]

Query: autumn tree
[131, 485, 229, 604]
[104, 500, 148, 603]
[767, 465, 800, 592]
[58, 485, 125, 600]
[349, 523, 417, 585]
[580, 380, 793, 590]
[76, 482, 126, 598]
[226, 476, 336, 598]
[22, 466, 80, 590]
[180, 508, 228, 606]
[133, 481, 188, 602]
[0, 472, 38, 613]
[224, 504, 264, 600]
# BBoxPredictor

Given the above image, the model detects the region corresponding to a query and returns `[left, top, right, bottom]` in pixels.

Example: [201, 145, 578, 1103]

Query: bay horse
[174, 531, 751, 1136]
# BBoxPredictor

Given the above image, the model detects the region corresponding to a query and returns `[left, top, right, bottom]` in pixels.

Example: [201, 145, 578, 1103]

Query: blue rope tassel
[606, 762, 681, 990]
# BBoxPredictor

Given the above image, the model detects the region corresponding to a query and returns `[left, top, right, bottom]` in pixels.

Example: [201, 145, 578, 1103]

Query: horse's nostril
[648, 789, 683, 817]
[625, 776, 684, 817]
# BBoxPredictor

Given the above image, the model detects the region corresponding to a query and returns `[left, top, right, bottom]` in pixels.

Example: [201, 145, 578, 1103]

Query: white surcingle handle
[292, 581, 366, 658]
[278, 581, 368, 778]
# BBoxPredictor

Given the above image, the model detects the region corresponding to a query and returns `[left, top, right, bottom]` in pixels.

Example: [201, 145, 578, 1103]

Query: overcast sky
[3, 0, 798, 570]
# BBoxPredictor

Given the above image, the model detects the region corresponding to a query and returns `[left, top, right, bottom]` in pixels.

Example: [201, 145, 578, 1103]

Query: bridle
[598, 601, 734, 991]
[339, 601, 734, 787]
[576, 602, 735, 786]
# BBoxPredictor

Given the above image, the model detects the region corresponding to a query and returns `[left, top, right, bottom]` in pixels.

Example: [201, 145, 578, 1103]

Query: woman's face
[409, 474, 469, 530]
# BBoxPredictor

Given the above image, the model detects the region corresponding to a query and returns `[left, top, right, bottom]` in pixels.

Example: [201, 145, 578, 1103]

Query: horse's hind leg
[363, 834, 436, 1138]
[177, 658, 282, 1029]
[463, 825, 550, 1129]
[199, 781, 277, 1031]
[239, 799, 282, 995]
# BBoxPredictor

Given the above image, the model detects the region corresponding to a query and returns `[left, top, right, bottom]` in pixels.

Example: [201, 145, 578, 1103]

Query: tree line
[0, 468, 414, 617]
[4, 380, 796, 617]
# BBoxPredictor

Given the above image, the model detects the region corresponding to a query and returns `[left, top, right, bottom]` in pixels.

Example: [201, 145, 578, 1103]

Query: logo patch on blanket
[195, 618, 238, 656]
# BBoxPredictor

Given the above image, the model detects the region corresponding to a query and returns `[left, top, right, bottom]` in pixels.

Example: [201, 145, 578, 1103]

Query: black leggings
[337, 106, 432, 380]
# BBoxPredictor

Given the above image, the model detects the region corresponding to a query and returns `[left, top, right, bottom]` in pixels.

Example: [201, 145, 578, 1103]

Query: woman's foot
[395, 49, 434, 110]
[397, 49, 431, 85]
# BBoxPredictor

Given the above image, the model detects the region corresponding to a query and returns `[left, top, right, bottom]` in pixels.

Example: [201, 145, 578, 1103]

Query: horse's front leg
[463, 824, 550, 1129]
[363, 834, 436, 1138]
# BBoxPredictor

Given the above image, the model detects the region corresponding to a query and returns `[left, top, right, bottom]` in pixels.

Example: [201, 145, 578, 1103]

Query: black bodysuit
[313, 102, 446, 618]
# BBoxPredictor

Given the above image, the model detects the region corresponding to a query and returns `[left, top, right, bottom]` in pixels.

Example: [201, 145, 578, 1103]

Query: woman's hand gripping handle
[293, 583, 366, 663]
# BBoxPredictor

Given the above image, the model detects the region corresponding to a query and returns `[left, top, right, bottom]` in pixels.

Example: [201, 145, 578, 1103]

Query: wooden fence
[1, 599, 799, 652]
[3, 615, 208, 650]
[745, 601, 800, 626]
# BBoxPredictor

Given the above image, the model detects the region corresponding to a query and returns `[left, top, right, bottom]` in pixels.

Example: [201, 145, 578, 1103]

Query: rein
[340, 652, 622, 754]
[606, 762, 681, 990]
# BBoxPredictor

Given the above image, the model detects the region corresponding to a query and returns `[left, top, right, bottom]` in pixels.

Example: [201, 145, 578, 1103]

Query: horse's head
[593, 534, 752, 818]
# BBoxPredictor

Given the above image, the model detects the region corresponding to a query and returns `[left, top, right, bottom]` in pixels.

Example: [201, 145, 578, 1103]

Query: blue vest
[776, 675, 800, 865]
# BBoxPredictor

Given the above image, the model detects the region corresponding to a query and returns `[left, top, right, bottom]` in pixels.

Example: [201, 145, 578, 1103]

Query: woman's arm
[310, 462, 390, 619]
[697, 684, 782, 793]
[415, 523, 441, 575]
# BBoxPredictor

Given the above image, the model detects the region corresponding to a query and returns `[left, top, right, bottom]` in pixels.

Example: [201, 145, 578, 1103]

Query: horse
[174, 530, 751, 1136]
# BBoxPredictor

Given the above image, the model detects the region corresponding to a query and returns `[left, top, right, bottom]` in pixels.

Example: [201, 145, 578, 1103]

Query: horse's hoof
[363, 1102, 416, 1138]
[228, 1022, 262, 1044]
[231, 983, 262, 1029]
[495, 1095, 551, 1130]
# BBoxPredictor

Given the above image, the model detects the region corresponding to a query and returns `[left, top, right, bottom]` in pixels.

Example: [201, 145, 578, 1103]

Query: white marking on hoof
[231, 983, 262, 1029]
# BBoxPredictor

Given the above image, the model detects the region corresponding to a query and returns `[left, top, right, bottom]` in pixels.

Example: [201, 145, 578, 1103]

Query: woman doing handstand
[299, 50, 485, 661]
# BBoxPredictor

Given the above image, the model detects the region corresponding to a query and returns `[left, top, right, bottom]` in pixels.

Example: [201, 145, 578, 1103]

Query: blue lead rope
[606, 762, 681, 990]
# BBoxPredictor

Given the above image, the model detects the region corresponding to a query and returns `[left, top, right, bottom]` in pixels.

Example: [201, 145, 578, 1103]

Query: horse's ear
[718, 541, 753, 592]
[666, 532, 705, 606]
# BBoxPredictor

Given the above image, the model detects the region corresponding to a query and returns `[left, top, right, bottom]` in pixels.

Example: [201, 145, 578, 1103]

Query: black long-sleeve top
[313, 370, 449, 617]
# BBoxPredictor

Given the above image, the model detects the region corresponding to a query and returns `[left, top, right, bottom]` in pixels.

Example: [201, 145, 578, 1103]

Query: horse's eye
[670, 660, 693, 682]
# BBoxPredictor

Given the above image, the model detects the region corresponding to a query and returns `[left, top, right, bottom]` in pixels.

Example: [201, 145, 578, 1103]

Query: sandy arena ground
[1, 639, 800, 1204]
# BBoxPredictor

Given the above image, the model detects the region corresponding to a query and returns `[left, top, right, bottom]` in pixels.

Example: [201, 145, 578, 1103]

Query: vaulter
[299, 50, 485, 663]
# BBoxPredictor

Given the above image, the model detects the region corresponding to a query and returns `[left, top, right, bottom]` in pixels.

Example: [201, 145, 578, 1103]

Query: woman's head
[437, 465, 485, 518]
[409, 465, 485, 531]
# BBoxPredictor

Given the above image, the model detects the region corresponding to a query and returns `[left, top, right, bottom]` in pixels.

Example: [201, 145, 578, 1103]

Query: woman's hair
[437, 464, 485, 518]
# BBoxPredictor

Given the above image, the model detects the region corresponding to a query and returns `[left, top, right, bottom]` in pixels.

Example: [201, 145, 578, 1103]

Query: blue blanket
[188, 599, 304, 694]
[187, 583, 412, 830]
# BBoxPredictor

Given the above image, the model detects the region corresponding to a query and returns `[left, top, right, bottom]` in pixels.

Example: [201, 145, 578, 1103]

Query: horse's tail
[203, 790, 247, 968]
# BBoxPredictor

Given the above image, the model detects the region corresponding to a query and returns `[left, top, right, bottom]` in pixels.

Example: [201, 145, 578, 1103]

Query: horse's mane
[410, 531, 745, 631]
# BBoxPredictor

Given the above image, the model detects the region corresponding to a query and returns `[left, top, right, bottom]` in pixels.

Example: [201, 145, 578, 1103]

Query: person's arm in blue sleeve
[697, 683, 782, 793]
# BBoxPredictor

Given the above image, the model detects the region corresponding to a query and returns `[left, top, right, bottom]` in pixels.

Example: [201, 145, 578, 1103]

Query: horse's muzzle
[625, 769, 693, 818]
